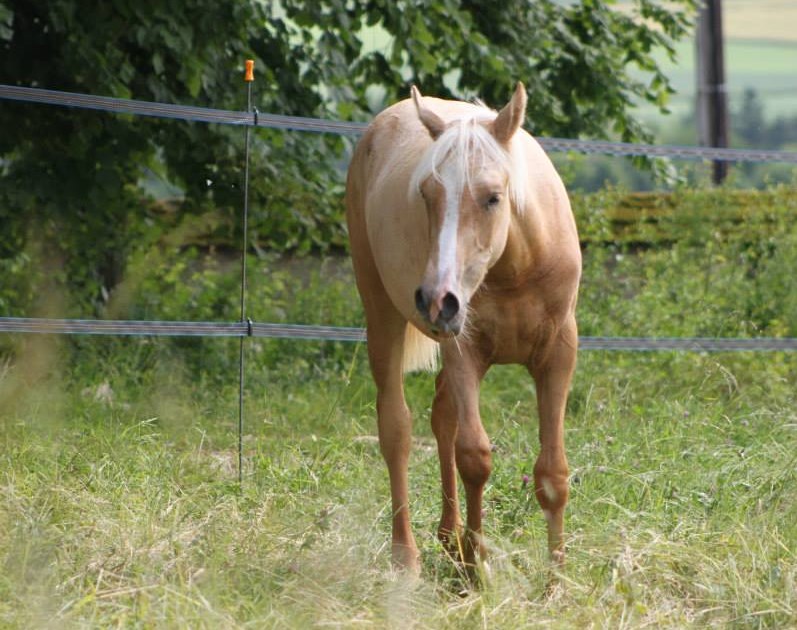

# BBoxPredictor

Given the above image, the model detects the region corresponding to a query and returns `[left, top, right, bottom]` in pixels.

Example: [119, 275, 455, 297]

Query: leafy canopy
[0, 0, 696, 312]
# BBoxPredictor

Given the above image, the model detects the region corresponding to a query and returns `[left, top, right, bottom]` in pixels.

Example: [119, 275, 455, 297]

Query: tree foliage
[0, 0, 696, 313]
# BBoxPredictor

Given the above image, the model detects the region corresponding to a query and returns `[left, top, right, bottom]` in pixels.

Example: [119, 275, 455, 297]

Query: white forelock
[408, 109, 526, 213]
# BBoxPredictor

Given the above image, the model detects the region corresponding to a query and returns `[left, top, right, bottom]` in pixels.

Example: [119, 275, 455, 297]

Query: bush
[2, 185, 795, 384]
[575, 185, 797, 338]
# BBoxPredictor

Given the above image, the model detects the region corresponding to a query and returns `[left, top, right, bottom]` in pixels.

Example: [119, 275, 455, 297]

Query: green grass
[2, 187, 797, 627]
[2, 346, 795, 627]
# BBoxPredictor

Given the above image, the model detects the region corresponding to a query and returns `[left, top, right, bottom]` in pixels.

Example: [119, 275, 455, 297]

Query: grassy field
[2, 187, 797, 627]
[723, 0, 797, 42]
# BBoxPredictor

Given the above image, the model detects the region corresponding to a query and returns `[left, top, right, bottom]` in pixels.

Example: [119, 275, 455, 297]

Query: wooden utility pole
[696, 0, 729, 184]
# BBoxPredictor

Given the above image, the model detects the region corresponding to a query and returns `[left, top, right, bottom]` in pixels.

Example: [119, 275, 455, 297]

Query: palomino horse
[345, 83, 580, 573]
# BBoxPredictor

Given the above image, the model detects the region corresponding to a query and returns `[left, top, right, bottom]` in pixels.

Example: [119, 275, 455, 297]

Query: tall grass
[1, 188, 796, 627]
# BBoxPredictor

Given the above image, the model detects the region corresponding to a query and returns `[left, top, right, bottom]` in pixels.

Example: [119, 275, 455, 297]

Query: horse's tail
[402, 323, 440, 373]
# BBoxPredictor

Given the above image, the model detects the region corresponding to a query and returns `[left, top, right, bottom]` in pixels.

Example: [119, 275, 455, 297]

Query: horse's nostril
[415, 287, 428, 315]
[440, 292, 460, 322]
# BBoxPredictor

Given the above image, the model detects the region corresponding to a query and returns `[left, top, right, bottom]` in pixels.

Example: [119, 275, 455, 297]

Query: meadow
[1, 187, 796, 628]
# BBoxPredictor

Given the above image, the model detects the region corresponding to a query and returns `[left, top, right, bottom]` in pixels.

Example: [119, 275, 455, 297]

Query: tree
[0, 0, 697, 313]
[285, 0, 696, 139]
[734, 88, 766, 147]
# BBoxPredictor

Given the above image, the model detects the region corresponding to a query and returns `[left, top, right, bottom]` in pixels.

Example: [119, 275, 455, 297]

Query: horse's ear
[491, 82, 527, 145]
[411, 85, 446, 139]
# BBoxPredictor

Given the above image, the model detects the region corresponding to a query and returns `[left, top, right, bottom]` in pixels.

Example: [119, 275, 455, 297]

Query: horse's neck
[487, 134, 576, 286]
[488, 210, 549, 288]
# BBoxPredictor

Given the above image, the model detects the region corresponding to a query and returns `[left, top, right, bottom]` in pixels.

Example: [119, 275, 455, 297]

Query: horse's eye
[485, 193, 501, 209]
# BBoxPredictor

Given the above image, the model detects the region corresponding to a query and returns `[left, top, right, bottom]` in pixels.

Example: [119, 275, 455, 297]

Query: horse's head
[409, 83, 527, 337]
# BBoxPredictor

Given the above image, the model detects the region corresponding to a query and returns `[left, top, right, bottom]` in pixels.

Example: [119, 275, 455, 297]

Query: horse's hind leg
[431, 370, 463, 556]
[529, 318, 578, 567]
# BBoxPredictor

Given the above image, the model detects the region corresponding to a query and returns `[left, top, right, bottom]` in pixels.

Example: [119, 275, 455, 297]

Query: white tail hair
[402, 323, 439, 373]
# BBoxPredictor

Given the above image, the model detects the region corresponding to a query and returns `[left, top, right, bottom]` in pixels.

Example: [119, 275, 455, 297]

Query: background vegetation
[2, 187, 796, 627]
[0, 0, 697, 312]
[1, 0, 796, 627]
[557, 0, 797, 191]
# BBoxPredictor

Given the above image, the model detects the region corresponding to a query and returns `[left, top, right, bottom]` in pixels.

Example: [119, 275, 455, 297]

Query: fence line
[4, 84, 797, 163]
[1, 317, 796, 352]
[1, 83, 797, 353]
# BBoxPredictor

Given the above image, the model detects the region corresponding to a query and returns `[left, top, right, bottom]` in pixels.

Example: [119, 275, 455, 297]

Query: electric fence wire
[3, 84, 797, 163]
[0, 317, 796, 351]
[1, 83, 797, 352]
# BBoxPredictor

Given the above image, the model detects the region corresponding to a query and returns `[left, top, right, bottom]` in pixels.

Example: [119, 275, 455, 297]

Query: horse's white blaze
[437, 163, 462, 290]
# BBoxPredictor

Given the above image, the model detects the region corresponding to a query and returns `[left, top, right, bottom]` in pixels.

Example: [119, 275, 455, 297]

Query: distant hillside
[623, 0, 797, 133]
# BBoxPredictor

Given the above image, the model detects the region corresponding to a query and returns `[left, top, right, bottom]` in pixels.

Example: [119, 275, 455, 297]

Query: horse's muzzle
[414, 286, 463, 336]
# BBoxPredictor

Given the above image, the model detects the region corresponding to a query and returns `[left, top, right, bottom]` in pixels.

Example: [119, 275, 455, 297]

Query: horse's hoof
[469, 558, 492, 589]
[544, 577, 566, 600]
[437, 525, 466, 563]
[391, 544, 421, 577]
[543, 549, 566, 598]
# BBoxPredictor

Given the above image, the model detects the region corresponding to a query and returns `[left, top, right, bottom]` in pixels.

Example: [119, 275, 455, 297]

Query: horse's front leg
[528, 318, 578, 568]
[368, 317, 419, 573]
[440, 344, 491, 568]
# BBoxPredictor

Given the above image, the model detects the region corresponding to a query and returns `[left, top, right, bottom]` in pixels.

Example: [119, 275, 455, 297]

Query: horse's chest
[470, 288, 556, 365]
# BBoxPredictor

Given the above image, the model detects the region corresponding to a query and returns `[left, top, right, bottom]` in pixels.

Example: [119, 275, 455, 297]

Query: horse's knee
[457, 438, 492, 488]
[533, 461, 569, 513]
